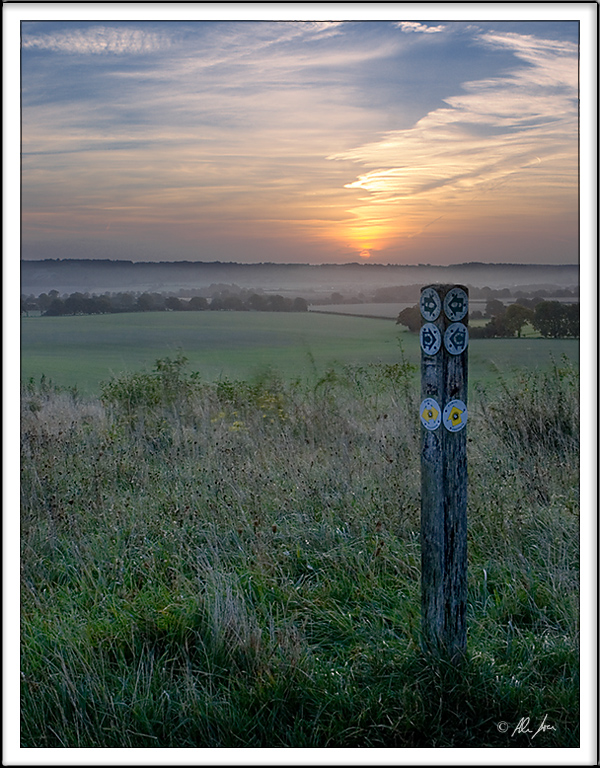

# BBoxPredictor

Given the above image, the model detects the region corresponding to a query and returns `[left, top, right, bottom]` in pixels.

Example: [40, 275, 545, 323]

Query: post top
[421, 283, 469, 294]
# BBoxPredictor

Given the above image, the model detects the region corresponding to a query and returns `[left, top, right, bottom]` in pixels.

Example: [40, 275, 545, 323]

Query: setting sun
[17, 15, 579, 266]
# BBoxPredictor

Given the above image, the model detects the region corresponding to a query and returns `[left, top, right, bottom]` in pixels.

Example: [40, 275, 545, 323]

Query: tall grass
[20, 355, 579, 747]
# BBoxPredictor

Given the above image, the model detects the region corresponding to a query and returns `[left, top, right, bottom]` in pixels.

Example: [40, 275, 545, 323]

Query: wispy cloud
[21, 26, 172, 54]
[21, 21, 375, 260]
[395, 21, 445, 34]
[19, 20, 579, 264]
[293, 21, 345, 37]
[329, 31, 578, 253]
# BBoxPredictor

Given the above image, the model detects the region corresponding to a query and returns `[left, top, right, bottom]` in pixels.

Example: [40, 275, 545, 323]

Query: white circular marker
[444, 322, 469, 355]
[443, 287, 468, 321]
[443, 399, 468, 432]
[420, 397, 441, 430]
[420, 323, 442, 355]
[420, 288, 442, 322]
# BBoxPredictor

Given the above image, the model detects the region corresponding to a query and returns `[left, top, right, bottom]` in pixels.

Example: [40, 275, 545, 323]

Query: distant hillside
[20, 259, 579, 299]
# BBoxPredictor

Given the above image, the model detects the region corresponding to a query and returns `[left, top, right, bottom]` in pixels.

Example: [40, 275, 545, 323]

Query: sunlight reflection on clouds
[331, 31, 578, 252]
[20, 21, 579, 263]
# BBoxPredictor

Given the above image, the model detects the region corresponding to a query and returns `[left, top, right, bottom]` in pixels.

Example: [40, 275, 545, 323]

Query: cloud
[395, 21, 445, 34]
[329, 31, 578, 247]
[19, 21, 579, 264]
[21, 20, 397, 159]
[295, 21, 345, 37]
[21, 26, 172, 54]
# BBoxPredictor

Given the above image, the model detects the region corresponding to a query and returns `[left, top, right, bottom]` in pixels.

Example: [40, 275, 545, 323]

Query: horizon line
[21, 258, 579, 269]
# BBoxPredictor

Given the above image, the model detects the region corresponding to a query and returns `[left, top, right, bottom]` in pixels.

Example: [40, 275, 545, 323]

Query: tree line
[396, 298, 579, 339]
[310, 284, 578, 306]
[372, 283, 577, 304]
[21, 290, 309, 317]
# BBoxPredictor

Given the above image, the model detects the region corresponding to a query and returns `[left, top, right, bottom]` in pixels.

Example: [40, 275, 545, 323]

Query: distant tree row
[308, 284, 579, 306]
[208, 292, 308, 312]
[396, 300, 579, 339]
[372, 284, 577, 304]
[470, 300, 579, 338]
[21, 290, 308, 317]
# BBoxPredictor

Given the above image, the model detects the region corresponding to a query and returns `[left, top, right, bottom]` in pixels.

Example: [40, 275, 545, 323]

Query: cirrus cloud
[19, 19, 580, 265]
[329, 30, 578, 255]
[21, 26, 172, 55]
[395, 21, 446, 34]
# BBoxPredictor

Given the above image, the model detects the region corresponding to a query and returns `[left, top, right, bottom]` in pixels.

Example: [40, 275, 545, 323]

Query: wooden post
[419, 284, 468, 661]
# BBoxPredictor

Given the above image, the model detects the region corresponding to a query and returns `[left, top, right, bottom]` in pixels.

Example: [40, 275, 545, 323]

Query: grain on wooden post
[419, 284, 468, 661]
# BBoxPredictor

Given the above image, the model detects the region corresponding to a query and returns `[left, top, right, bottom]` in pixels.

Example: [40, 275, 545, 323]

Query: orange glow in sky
[17, 15, 580, 265]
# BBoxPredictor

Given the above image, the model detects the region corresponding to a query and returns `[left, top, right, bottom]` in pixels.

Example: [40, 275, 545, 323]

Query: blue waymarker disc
[443, 287, 468, 321]
[444, 322, 468, 355]
[420, 323, 442, 355]
[420, 288, 442, 322]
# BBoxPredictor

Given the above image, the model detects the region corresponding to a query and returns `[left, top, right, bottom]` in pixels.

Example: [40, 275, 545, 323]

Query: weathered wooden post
[419, 284, 468, 661]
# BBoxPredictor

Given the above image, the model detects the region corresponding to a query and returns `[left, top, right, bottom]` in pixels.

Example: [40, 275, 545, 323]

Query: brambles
[20, 359, 579, 747]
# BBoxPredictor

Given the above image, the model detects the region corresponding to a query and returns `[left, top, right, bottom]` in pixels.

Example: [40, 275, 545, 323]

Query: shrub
[395, 305, 420, 332]
[20, 356, 580, 748]
[100, 352, 203, 416]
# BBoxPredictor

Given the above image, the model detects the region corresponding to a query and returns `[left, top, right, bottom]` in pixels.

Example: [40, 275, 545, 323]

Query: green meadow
[20, 310, 580, 748]
[20, 345, 579, 747]
[21, 311, 579, 395]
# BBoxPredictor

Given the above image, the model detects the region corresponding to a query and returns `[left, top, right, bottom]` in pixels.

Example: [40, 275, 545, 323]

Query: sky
[16, 9, 584, 265]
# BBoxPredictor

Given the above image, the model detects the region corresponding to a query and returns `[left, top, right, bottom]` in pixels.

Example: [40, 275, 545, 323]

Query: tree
[532, 301, 567, 338]
[136, 293, 165, 312]
[267, 295, 289, 312]
[503, 303, 534, 338]
[248, 293, 268, 311]
[484, 299, 505, 318]
[89, 295, 112, 314]
[43, 298, 66, 316]
[395, 305, 421, 332]
[137, 294, 154, 311]
[111, 292, 136, 312]
[222, 295, 246, 311]
[485, 313, 510, 338]
[37, 292, 59, 312]
[188, 296, 208, 311]
[64, 292, 87, 315]
[165, 297, 183, 311]
[292, 297, 308, 312]
[564, 303, 579, 337]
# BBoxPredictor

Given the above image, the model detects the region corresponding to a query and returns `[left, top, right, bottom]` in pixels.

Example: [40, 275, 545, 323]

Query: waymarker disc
[420, 397, 441, 430]
[420, 323, 442, 356]
[443, 399, 468, 432]
[420, 287, 442, 322]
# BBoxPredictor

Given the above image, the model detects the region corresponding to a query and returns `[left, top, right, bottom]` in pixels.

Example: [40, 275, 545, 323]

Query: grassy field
[20, 354, 580, 747]
[21, 311, 579, 396]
